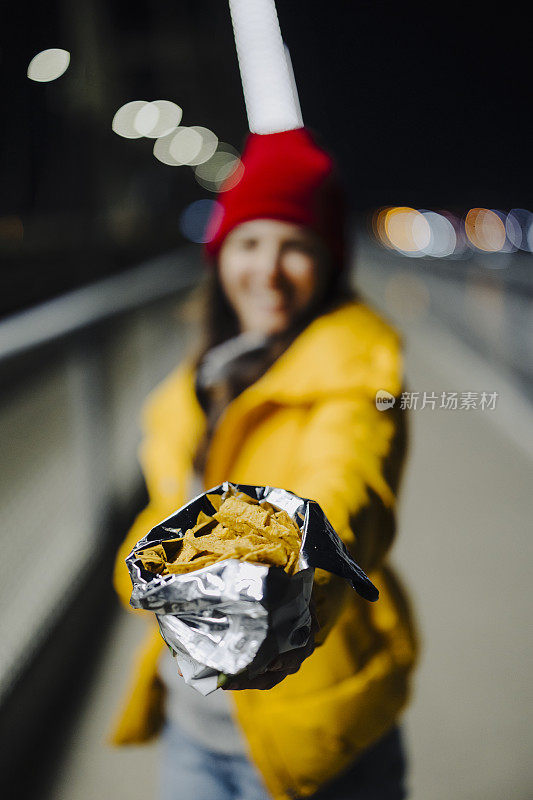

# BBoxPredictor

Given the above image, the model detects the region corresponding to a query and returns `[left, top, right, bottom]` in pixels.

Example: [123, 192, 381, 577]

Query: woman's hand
[220, 609, 319, 691]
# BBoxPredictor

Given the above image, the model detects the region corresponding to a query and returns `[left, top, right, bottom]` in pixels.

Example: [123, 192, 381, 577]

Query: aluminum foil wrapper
[126, 482, 378, 695]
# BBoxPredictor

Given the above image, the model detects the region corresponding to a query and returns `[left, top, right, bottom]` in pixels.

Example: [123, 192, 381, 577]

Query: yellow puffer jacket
[111, 300, 418, 800]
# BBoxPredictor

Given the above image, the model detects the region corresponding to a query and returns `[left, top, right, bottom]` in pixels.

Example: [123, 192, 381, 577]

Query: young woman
[111, 128, 418, 800]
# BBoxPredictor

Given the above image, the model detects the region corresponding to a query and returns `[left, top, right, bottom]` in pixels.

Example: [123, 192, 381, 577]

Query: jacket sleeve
[288, 391, 407, 643]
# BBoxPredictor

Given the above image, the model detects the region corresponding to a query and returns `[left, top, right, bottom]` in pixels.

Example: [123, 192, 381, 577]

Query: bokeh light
[133, 100, 182, 138]
[372, 207, 470, 258]
[442, 211, 472, 259]
[179, 199, 223, 243]
[186, 127, 219, 166]
[112, 101, 149, 139]
[153, 133, 178, 166]
[464, 208, 506, 252]
[27, 49, 70, 82]
[195, 144, 244, 192]
[373, 205, 533, 259]
[133, 103, 159, 137]
[153, 126, 218, 167]
[384, 207, 431, 255]
[420, 211, 457, 257]
[113, 100, 183, 139]
[492, 210, 516, 253]
[505, 208, 533, 252]
[169, 127, 205, 164]
[372, 207, 393, 249]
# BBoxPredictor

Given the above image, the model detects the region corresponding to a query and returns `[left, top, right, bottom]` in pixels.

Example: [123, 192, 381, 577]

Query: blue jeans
[160, 721, 406, 800]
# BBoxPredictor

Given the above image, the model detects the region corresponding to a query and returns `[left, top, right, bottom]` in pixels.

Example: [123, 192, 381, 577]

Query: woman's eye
[239, 238, 258, 250]
[283, 241, 313, 256]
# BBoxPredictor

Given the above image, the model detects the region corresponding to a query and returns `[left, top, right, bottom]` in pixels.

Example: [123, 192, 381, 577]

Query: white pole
[228, 0, 303, 134]
[284, 44, 304, 129]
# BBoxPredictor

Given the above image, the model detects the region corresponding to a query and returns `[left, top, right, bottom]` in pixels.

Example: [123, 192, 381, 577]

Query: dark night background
[1, 1, 530, 316]
[1, 6, 532, 799]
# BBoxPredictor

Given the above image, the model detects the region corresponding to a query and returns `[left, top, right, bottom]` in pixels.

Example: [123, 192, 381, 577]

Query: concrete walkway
[45, 262, 533, 800]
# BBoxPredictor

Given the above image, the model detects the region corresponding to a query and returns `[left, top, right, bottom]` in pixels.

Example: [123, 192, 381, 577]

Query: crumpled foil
[126, 482, 378, 695]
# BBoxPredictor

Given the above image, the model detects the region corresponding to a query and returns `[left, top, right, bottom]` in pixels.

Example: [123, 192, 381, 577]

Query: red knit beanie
[205, 128, 345, 269]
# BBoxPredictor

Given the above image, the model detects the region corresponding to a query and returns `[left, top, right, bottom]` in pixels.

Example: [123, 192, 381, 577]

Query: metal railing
[0, 246, 203, 706]
[0, 246, 202, 366]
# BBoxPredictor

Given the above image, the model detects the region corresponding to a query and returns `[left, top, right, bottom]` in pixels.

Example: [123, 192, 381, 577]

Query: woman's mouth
[254, 294, 290, 313]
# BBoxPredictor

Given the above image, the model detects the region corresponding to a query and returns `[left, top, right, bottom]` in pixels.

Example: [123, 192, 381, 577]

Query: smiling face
[217, 219, 330, 336]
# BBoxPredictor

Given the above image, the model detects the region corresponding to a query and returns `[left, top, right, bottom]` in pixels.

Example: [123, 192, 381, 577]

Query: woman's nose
[259, 245, 284, 285]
